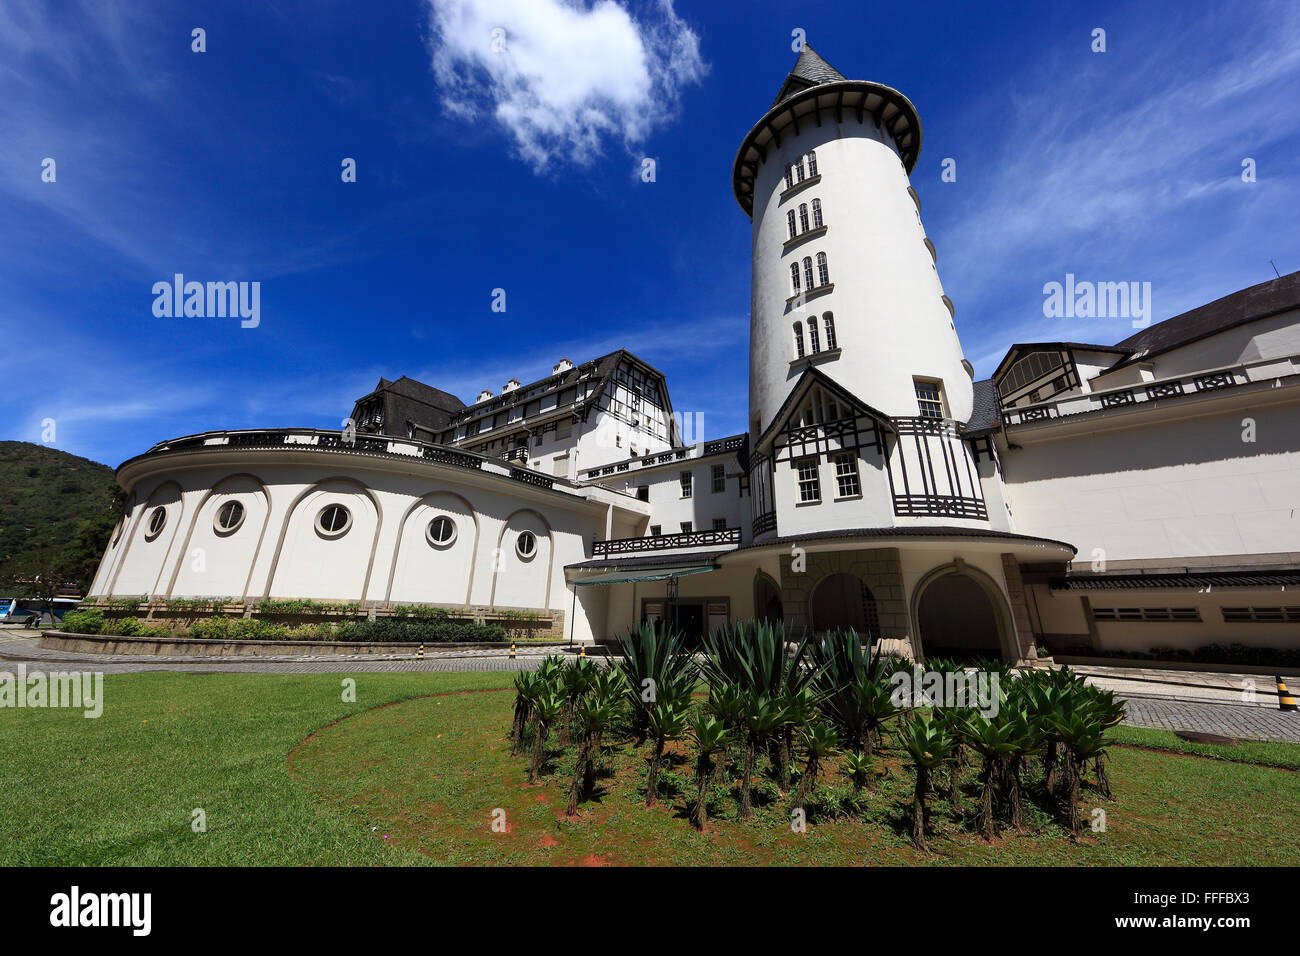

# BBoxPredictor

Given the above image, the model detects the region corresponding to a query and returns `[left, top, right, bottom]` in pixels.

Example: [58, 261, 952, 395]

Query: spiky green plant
[738, 692, 787, 818]
[808, 629, 898, 757]
[643, 697, 689, 807]
[791, 720, 839, 809]
[842, 750, 873, 799]
[689, 712, 728, 831]
[566, 692, 622, 815]
[528, 691, 564, 783]
[614, 622, 697, 744]
[559, 656, 598, 745]
[900, 711, 955, 851]
[509, 671, 541, 755]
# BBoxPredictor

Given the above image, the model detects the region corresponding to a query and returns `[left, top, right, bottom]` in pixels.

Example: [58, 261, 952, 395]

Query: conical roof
[772, 45, 847, 106]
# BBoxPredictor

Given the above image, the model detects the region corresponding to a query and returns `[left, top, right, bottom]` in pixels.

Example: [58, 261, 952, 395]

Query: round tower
[733, 46, 972, 437]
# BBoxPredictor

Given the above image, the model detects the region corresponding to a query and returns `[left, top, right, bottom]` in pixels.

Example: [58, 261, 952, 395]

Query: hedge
[60, 610, 507, 644]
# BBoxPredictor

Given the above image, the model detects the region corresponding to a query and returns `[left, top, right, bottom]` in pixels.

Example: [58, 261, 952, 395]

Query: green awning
[567, 564, 717, 587]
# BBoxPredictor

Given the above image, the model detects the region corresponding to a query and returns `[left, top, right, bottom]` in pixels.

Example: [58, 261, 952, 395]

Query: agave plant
[791, 720, 839, 809]
[566, 691, 622, 815]
[699, 619, 814, 700]
[509, 671, 541, 755]
[559, 656, 598, 746]
[643, 697, 689, 807]
[900, 711, 955, 852]
[809, 629, 898, 758]
[957, 705, 1039, 840]
[528, 690, 565, 783]
[775, 685, 820, 790]
[1081, 686, 1125, 798]
[705, 678, 746, 783]
[582, 667, 626, 794]
[614, 622, 697, 744]
[689, 712, 728, 831]
[842, 750, 873, 798]
[739, 691, 787, 818]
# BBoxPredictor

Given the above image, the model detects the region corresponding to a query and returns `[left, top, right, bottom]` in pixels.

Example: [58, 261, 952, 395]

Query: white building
[87, 48, 1300, 662]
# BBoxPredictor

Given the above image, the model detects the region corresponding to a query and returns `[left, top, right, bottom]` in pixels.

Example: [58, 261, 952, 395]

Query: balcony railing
[592, 527, 740, 557]
[1001, 354, 1300, 427]
[583, 433, 749, 480]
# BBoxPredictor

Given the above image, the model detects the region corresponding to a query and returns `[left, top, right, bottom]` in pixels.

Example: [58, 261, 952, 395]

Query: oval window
[516, 529, 537, 559]
[315, 503, 352, 538]
[146, 506, 167, 538]
[426, 515, 457, 547]
[214, 500, 245, 534]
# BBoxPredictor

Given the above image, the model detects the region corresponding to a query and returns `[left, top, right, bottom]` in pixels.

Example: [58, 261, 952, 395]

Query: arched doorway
[754, 572, 783, 625]
[913, 568, 1011, 663]
[809, 572, 880, 638]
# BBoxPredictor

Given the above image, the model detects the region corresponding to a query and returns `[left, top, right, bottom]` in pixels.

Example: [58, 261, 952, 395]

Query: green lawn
[3, 671, 1298, 865]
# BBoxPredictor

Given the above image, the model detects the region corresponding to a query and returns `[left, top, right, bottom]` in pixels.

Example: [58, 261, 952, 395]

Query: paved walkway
[3, 627, 1297, 741]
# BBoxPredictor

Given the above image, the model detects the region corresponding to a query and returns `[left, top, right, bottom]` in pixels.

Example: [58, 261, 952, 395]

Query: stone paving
[3, 627, 1298, 742]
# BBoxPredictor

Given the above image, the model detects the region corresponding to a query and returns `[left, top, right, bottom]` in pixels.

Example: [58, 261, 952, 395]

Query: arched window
[811, 198, 823, 228]
[808, 316, 821, 353]
[803, 257, 814, 292]
[822, 312, 837, 349]
[798, 203, 809, 233]
[784, 165, 794, 190]
[816, 252, 829, 287]
[795, 157, 806, 182]
[786, 209, 796, 239]
[790, 262, 801, 296]
[806, 150, 818, 177]
[793, 321, 805, 358]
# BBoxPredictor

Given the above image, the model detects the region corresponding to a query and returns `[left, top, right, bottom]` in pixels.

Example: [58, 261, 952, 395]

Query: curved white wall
[749, 115, 971, 434]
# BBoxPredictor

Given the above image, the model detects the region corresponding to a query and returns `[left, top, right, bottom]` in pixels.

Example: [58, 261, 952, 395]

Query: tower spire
[772, 44, 847, 106]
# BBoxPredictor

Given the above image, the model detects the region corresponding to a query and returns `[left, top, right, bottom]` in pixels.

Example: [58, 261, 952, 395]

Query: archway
[754, 572, 783, 625]
[808, 572, 879, 638]
[913, 568, 1011, 663]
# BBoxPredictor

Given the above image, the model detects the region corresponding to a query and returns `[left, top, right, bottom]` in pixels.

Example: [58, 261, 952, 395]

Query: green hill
[0, 441, 122, 596]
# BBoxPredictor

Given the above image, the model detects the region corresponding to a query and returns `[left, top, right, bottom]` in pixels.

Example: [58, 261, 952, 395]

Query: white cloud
[424, 0, 706, 170]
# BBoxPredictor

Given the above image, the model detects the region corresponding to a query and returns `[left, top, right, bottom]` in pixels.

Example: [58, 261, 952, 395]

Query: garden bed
[39, 630, 573, 657]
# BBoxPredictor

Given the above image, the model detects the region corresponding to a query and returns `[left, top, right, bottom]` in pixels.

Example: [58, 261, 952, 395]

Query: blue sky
[3, 0, 1298, 468]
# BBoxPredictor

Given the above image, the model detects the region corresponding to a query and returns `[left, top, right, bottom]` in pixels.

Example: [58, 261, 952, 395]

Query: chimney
[503, 378, 520, 393]
[476, 389, 494, 404]
[553, 358, 573, 374]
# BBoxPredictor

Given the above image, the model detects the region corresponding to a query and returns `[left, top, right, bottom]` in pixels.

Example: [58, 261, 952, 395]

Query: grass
[4, 671, 1298, 865]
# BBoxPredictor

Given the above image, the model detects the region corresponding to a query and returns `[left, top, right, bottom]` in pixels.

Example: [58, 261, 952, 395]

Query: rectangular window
[834, 453, 860, 497]
[712, 518, 727, 530]
[680, 471, 693, 498]
[680, 521, 693, 533]
[556, 420, 572, 439]
[796, 457, 820, 502]
[1093, 607, 1205, 622]
[914, 380, 944, 419]
[552, 455, 568, 477]
[636, 485, 649, 502]
[711, 463, 726, 493]
[1222, 606, 1300, 622]
[649, 525, 661, 537]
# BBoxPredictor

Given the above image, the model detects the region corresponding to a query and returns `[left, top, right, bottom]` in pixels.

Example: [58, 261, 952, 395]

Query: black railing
[892, 494, 988, 519]
[752, 512, 777, 536]
[510, 468, 554, 489]
[592, 527, 740, 557]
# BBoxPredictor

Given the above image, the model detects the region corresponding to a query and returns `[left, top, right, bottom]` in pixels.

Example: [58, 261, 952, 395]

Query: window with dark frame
[796, 457, 820, 502]
[834, 453, 860, 497]
[914, 380, 944, 419]
[711, 463, 726, 493]
[680, 470, 693, 498]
